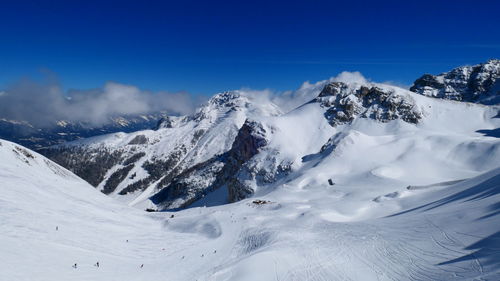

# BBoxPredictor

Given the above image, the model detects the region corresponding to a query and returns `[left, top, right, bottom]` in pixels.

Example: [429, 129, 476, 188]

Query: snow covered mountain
[41, 61, 500, 214]
[2, 61, 500, 280]
[410, 59, 500, 104]
[41, 91, 282, 209]
[0, 112, 168, 150]
[1, 137, 500, 280]
[223, 80, 500, 203]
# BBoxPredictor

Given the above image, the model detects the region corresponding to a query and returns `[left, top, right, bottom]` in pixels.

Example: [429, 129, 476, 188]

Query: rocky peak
[205, 91, 250, 112]
[191, 91, 250, 122]
[208, 91, 243, 106]
[318, 82, 349, 98]
[155, 92, 249, 129]
[155, 116, 173, 129]
[410, 59, 500, 104]
[317, 82, 423, 126]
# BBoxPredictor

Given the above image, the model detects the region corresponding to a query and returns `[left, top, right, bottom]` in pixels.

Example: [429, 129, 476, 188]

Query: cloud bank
[0, 71, 374, 128]
[0, 77, 203, 127]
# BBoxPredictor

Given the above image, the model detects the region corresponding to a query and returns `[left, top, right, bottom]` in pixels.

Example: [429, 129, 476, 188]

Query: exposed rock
[128, 135, 148, 145]
[150, 157, 225, 209]
[252, 199, 271, 205]
[155, 117, 172, 129]
[150, 119, 269, 209]
[222, 120, 268, 202]
[317, 82, 423, 126]
[155, 116, 185, 130]
[410, 59, 500, 104]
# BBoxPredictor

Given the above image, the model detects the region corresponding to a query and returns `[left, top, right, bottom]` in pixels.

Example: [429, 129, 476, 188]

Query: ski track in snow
[1, 138, 500, 280]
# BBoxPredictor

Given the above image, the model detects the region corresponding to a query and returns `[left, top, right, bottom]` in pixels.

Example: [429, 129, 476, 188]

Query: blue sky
[0, 0, 499, 95]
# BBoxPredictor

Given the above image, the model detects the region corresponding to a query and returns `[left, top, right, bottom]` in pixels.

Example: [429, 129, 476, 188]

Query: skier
[95, 261, 99, 267]
[72, 263, 77, 269]
[140, 264, 144, 268]
[56, 226, 58, 231]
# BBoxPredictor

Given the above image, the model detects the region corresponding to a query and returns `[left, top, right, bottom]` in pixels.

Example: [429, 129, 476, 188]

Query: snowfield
[1, 116, 500, 281]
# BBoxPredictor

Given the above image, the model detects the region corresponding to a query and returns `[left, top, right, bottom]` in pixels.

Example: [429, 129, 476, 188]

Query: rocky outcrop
[128, 135, 148, 145]
[222, 120, 268, 202]
[410, 59, 500, 104]
[150, 119, 268, 209]
[317, 82, 423, 126]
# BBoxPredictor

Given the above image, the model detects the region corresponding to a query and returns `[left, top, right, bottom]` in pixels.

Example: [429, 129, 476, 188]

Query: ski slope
[1, 135, 500, 281]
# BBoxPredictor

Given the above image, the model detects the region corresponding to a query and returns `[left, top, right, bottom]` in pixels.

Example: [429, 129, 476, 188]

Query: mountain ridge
[40, 61, 500, 211]
[410, 59, 500, 104]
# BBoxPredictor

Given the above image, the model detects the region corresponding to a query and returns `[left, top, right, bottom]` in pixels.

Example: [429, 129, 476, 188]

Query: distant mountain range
[0, 112, 168, 149]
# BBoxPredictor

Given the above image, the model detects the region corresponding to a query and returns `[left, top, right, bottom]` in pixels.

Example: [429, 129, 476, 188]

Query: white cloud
[0, 77, 203, 127]
[238, 71, 370, 113]
[332, 71, 368, 84]
[0, 71, 374, 127]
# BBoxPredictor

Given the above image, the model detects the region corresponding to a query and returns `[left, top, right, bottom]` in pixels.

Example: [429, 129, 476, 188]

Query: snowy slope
[0, 139, 169, 280]
[227, 80, 500, 203]
[1, 138, 500, 280]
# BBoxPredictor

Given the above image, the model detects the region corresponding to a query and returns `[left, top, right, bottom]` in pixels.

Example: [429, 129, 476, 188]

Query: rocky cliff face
[317, 82, 423, 126]
[410, 59, 500, 104]
[219, 120, 269, 203]
[149, 119, 268, 209]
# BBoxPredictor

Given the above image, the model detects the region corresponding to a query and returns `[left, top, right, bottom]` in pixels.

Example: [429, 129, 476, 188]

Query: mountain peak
[410, 59, 500, 104]
[317, 82, 423, 126]
[208, 91, 243, 106]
